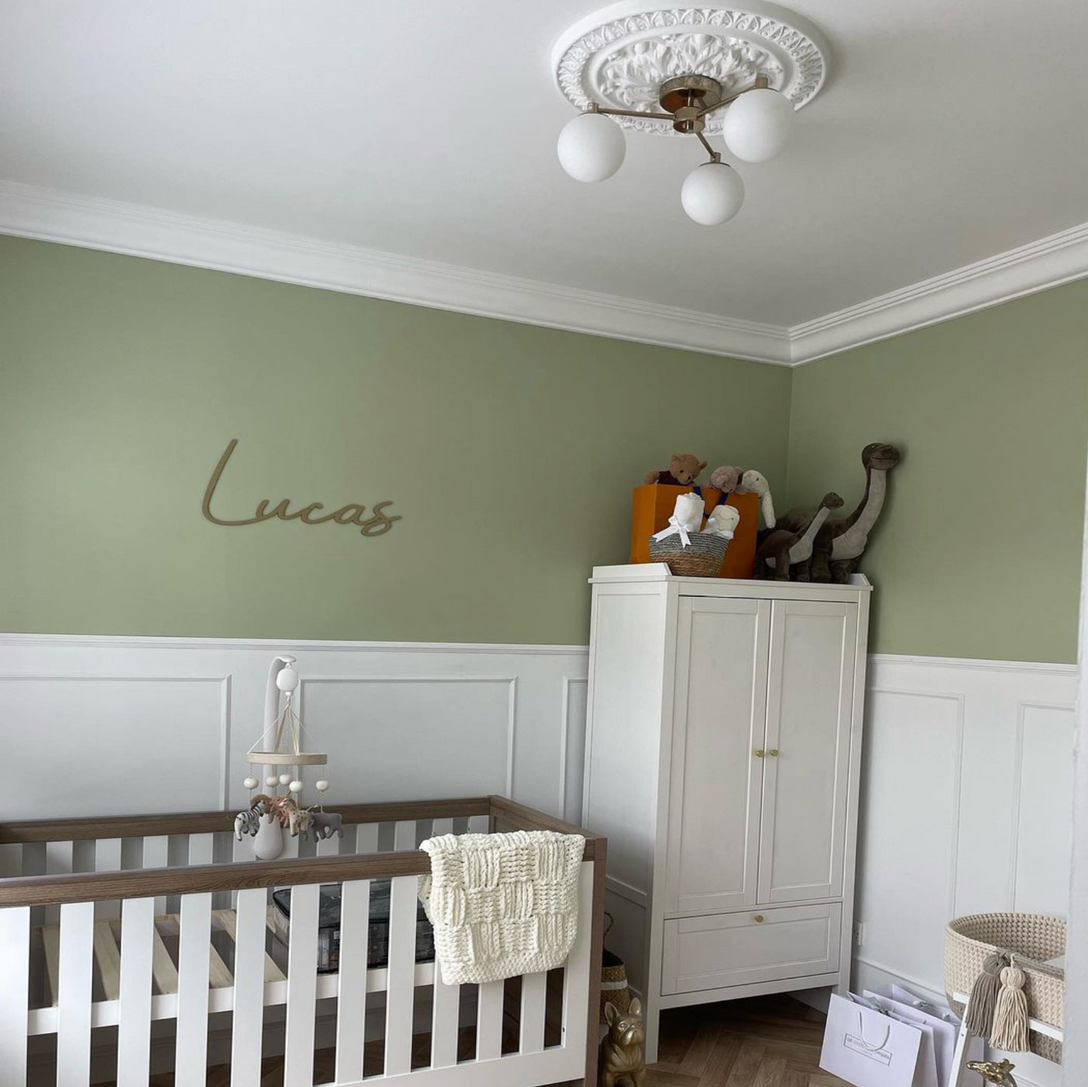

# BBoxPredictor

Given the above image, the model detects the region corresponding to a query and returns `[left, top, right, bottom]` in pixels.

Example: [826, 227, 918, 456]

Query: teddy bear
[643, 453, 707, 487]
[709, 465, 742, 493]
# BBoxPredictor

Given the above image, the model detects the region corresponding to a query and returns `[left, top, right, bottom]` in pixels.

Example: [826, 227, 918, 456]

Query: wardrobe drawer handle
[754, 749, 765, 758]
[769, 749, 780, 757]
[754, 914, 765, 923]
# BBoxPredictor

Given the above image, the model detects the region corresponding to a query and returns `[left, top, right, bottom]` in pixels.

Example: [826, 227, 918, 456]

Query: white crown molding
[0, 180, 792, 365]
[789, 220, 1088, 363]
[3, 179, 1088, 366]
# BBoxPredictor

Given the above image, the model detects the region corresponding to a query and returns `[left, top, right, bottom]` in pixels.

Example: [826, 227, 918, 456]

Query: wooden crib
[0, 796, 606, 1087]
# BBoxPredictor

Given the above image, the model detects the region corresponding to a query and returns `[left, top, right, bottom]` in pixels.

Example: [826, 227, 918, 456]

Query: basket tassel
[990, 965, 1030, 1053]
[965, 953, 1007, 1039]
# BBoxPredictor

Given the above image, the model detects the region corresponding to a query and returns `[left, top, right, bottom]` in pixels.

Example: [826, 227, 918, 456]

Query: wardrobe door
[666, 597, 770, 915]
[758, 600, 857, 904]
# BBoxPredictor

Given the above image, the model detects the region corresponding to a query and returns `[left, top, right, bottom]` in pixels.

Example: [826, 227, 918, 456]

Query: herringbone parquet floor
[137, 993, 847, 1086]
[646, 994, 849, 1086]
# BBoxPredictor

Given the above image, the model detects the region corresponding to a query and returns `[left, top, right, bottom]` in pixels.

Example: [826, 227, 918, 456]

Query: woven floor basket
[649, 531, 728, 577]
[945, 912, 1065, 1063]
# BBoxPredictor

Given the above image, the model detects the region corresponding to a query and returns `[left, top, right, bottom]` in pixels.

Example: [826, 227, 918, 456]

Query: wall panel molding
[0, 634, 587, 821]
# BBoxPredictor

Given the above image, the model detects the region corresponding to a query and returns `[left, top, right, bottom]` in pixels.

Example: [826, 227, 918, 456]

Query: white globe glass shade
[722, 88, 795, 163]
[557, 111, 626, 183]
[681, 162, 745, 226]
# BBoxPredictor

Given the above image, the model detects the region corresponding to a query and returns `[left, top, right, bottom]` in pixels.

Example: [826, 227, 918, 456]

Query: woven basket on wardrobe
[944, 912, 1065, 1063]
[648, 531, 728, 577]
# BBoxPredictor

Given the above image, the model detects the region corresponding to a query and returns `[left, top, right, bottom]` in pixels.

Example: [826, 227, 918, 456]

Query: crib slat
[384, 872, 418, 1076]
[92, 921, 121, 1000]
[94, 839, 123, 922]
[427, 817, 458, 1069]
[519, 971, 547, 1054]
[141, 835, 169, 914]
[188, 832, 214, 866]
[477, 980, 504, 1061]
[334, 879, 370, 1084]
[175, 892, 212, 1087]
[316, 832, 340, 858]
[393, 820, 416, 852]
[354, 822, 379, 855]
[116, 897, 154, 1087]
[0, 906, 30, 1085]
[229, 888, 268, 1087]
[0, 843, 23, 878]
[284, 883, 320, 1087]
[468, 814, 489, 834]
[46, 841, 74, 926]
[57, 900, 94, 1087]
[431, 961, 460, 1070]
[559, 863, 593, 1064]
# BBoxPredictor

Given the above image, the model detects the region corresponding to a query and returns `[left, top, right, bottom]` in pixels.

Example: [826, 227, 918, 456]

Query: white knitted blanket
[418, 830, 585, 985]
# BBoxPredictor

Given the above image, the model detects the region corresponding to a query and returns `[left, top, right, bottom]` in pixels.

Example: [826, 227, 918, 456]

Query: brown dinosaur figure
[809, 442, 901, 583]
[756, 492, 844, 580]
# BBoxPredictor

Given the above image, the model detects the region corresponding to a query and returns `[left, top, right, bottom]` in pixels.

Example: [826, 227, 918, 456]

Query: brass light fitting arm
[697, 73, 771, 118]
[589, 103, 674, 121]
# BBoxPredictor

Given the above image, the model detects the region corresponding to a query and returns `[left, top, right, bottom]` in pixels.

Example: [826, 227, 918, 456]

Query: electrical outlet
[852, 920, 866, 947]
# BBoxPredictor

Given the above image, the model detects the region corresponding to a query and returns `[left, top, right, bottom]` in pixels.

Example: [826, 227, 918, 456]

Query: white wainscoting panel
[0, 635, 589, 821]
[856, 655, 1077, 1087]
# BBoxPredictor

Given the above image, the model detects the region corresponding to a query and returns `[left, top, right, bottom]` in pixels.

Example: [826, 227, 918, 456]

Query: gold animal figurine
[599, 998, 645, 1087]
[967, 1058, 1018, 1085]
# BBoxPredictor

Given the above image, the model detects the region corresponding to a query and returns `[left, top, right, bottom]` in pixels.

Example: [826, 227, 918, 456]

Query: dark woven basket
[649, 530, 728, 577]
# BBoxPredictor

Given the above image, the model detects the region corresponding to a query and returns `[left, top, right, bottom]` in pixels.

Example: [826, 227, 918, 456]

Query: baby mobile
[235, 655, 344, 860]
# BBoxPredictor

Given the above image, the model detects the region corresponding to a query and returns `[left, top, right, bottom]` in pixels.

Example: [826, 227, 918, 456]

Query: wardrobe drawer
[661, 903, 841, 995]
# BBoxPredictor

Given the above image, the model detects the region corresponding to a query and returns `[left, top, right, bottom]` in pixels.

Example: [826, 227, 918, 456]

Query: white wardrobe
[583, 563, 871, 1062]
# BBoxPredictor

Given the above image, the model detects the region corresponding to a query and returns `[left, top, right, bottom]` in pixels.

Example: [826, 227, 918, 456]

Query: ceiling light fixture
[552, 1, 830, 226]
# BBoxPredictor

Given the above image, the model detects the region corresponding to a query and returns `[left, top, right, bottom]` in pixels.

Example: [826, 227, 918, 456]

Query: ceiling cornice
[2, 180, 1087, 367]
[788, 219, 1088, 364]
[0, 180, 791, 365]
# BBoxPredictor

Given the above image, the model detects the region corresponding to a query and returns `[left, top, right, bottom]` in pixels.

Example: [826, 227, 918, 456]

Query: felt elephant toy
[309, 811, 344, 840]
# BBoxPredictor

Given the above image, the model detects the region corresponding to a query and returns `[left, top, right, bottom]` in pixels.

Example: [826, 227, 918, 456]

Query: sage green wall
[787, 281, 1088, 663]
[0, 235, 792, 643]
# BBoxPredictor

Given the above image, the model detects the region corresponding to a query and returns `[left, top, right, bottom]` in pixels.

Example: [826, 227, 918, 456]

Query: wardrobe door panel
[759, 600, 856, 904]
[666, 597, 770, 915]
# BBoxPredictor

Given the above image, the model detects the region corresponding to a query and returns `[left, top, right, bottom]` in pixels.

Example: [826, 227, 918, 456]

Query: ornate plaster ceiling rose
[552, 2, 830, 224]
[552, 1, 830, 136]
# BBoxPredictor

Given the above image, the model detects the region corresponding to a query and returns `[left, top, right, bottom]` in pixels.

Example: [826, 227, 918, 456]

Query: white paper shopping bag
[820, 993, 922, 1087]
[864, 990, 960, 1087]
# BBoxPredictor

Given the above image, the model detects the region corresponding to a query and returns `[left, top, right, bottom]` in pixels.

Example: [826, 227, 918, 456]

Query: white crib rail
[0, 800, 603, 1087]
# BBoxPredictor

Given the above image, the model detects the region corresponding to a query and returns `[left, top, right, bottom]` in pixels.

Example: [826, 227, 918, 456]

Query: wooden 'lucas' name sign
[202, 439, 401, 536]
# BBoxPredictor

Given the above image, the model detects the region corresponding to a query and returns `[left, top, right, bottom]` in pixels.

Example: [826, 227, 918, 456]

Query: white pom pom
[288, 780, 303, 793]
[276, 666, 299, 693]
[315, 779, 330, 792]
[266, 775, 279, 787]
[278, 773, 291, 786]
[243, 776, 258, 790]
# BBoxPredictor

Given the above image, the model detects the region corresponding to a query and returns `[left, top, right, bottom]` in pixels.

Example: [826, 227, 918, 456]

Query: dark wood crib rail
[0, 795, 493, 844]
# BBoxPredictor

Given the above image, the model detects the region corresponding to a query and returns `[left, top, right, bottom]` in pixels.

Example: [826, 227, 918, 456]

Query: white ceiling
[2, 0, 1087, 330]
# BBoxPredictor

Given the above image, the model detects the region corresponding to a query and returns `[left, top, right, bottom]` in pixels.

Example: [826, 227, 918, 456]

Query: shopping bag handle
[855, 1012, 892, 1051]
